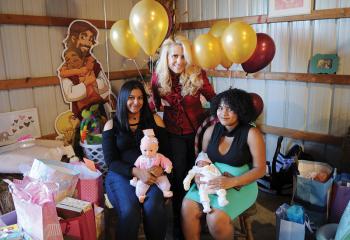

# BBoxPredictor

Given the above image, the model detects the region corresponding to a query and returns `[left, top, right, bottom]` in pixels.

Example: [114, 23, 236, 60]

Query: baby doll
[130, 129, 173, 203]
[183, 152, 229, 213]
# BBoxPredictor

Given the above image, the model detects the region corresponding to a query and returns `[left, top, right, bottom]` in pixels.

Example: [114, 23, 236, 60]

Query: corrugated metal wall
[0, 0, 349, 166]
[0, 0, 148, 135]
[177, 0, 350, 164]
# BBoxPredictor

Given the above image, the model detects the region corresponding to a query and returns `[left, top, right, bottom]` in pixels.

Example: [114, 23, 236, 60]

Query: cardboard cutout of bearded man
[57, 20, 111, 120]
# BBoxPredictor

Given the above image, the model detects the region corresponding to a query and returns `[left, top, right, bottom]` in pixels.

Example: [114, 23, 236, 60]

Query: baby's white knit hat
[195, 152, 212, 165]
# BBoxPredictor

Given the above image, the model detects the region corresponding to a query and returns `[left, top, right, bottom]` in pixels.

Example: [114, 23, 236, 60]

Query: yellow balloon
[221, 21, 257, 64]
[110, 20, 140, 59]
[193, 33, 222, 69]
[129, 0, 169, 56]
[209, 21, 232, 69]
[209, 21, 229, 38]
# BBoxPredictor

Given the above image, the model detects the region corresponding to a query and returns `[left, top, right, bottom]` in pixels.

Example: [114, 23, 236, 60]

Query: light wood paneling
[67, 0, 87, 19]
[0, 0, 23, 14]
[23, 0, 46, 16]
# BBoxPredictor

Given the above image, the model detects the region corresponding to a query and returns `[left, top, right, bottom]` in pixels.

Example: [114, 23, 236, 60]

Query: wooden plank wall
[177, 0, 350, 165]
[0, 0, 148, 135]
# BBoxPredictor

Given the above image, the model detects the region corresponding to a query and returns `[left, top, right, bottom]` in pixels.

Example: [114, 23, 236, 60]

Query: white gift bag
[29, 159, 79, 202]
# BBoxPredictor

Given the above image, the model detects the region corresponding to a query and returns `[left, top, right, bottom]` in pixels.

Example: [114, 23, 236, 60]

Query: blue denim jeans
[105, 170, 167, 240]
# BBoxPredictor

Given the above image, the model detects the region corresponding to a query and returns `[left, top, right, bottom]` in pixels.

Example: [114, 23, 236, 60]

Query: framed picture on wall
[0, 108, 41, 146]
[269, 0, 313, 18]
[309, 54, 339, 74]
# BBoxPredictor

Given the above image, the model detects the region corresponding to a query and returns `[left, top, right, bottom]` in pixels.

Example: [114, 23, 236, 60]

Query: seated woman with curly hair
[181, 88, 266, 240]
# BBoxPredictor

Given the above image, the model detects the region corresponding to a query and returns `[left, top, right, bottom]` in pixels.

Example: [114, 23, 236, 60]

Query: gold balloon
[209, 21, 232, 69]
[193, 33, 222, 69]
[110, 20, 140, 59]
[221, 21, 257, 64]
[129, 0, 169, 56]
[209, 21, 229, 38]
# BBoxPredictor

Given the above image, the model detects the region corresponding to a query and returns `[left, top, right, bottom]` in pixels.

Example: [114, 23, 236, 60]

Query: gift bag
[294, 160, 333, 210]
[329, 173, 350, 223]
[5, 179, 63, 240]
[70, 162, 103, 206]
[60, 208, 96, 240]
[94, 205, 104, 240]
[276, 203, 312, 240]
[29, 159, 79, 202]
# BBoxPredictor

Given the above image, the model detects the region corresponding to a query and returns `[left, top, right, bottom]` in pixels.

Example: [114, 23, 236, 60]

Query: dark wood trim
[179, 8, 350, 30]
[39, 125, 343, 145]
[1, 69, 349, 90]
[1, 8, 350, 29]
[207, 70, 350, 85]
[0, 14, 114, 28]
[0, 69, 149, 90]
[259, 124, 343, 145]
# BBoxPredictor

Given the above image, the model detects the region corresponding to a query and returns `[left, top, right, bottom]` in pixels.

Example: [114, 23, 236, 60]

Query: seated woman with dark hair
[181, 88, 266, 240]
[102, 80, 170, 240]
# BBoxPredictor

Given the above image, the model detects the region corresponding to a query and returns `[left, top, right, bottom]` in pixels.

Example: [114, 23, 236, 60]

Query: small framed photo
[309, 54, 339, 74]
[269, 0, 313, 18]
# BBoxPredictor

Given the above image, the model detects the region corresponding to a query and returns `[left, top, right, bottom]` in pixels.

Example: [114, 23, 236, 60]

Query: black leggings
[168, 132, 196, 236]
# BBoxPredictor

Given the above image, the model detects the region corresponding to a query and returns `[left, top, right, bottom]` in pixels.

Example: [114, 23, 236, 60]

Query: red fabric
[151, 70, 215, 135]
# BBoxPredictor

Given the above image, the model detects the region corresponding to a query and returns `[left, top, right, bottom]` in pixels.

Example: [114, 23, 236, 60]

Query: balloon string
[228, 0, 231, 23]
[133, 59, 145, 82]
[103, 0, 112, 119]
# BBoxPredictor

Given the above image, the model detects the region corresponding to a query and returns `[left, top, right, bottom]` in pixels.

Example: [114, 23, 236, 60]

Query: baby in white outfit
[183, 152, 229, 213]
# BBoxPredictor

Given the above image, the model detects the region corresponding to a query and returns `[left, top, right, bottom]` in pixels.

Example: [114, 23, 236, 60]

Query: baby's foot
[218, 198, 229, 207]
[202, 202, 211, 213]
[163, 190, 173, 198]
[139, 195, 146, 203]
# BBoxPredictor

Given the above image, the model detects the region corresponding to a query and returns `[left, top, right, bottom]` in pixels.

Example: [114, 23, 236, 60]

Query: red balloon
[242, 33, 276, 73]
[250, 93, 264, 119]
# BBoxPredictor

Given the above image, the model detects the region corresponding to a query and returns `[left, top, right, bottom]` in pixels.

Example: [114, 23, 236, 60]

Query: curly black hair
[210, 88, 256, 124]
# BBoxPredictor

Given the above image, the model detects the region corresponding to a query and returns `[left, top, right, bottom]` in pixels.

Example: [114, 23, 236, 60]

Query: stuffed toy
[79, 104, 106, 144]
[130, 129, 173, 203]
[183, 152, 229, 213]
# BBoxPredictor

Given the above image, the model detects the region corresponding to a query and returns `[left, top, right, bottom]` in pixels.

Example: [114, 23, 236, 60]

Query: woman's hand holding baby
[133, 167, 157, 185]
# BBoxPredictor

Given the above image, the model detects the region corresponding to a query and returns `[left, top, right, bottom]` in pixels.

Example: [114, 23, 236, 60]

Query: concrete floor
[160, 190, 291, 240]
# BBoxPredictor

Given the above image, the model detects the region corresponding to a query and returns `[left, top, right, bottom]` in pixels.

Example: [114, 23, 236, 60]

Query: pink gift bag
[76, 176, 103, 207]
[6, 179, 63, 240]
[60, 208, 96, 240]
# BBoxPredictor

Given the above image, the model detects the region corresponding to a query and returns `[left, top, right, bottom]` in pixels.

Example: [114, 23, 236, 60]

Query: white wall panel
[340, 0, 350, 7]
[313, 20, 337, 54]
[337, 19, 350, 75]
[23, 0, 46, 15]
[250, 0, 267, 15]
[46, 0, 68, 17]
[217, 0, 229, 18]
[25, 24, 57, 135]
[265, 80, 286, 127]
[231, 0, 249, 17]
[9, 89, 34, 111]
[289, 21, 312, 73]
[177, 0, 188, 23]
[188, 0, 201, 21]
[307, 84, 332, 133]
[331, 86, 350, 136]
[286, 82, 308, 130]
[86, 0, 104, 19]
[48, 27, 69, 115]
[202, 0, 216, 20]
[269, 22, 289, 72]
[67, 0, 87, 18]
[0, 26, 30, 79]
[0, 0, 23, 14]
[315, 0, 339, 10]
[233, 78, 248, 90]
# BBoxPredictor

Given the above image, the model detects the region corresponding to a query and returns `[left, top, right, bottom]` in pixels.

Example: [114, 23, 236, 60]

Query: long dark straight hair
[115, 80, 155, 132]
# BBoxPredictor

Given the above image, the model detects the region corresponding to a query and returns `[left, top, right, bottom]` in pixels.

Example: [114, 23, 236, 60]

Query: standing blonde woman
[151, 36, 215, 239]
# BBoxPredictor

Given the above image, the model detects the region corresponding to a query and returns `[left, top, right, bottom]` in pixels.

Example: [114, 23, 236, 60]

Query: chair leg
[243, 216, 254, 240]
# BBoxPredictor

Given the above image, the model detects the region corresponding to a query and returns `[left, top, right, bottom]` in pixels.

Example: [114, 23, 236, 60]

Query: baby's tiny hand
[165, 166, 172, 174]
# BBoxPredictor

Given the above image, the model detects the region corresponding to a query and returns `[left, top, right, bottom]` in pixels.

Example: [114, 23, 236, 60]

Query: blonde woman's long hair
[155, 36, 203, 96]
